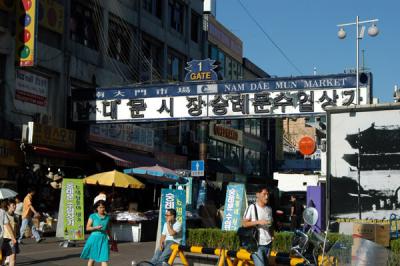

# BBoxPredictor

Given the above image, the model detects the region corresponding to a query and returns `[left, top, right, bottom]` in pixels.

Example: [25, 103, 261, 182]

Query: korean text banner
[62, 178, 84, 240]
[71, 73, 371, 122]
[160, 189, 186, 244]
[16, 0, 38, 67]
[222, 183, 246, 231]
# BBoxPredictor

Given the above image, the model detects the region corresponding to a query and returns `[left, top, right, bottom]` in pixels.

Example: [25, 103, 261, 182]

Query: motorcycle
[290, 206, 333, 265]
[290, 207, 398, 266]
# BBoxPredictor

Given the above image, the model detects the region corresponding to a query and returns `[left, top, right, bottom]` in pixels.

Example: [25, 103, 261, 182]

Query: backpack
[237, 204, 259, 251]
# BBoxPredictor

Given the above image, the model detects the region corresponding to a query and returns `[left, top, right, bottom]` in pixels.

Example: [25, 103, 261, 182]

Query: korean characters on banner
[62, 178, 84, 241]
[160, 189, 186, 244]
[221, 183, 246, 231]
[73, 88, 365, 122]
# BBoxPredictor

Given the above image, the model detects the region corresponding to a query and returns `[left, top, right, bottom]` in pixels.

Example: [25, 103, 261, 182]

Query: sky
[216, 0, 399, 103]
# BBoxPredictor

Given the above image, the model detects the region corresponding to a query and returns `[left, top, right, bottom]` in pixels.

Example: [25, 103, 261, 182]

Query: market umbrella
[123, 165, 180, 184]
[84, 170, 145, 189]
[0, 188, 18, 200]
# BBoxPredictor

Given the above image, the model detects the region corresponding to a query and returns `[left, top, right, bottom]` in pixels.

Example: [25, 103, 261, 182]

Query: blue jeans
[18, 217, 41, 242]
[251, 243, 271, 266]
[150, 241, 174, 266]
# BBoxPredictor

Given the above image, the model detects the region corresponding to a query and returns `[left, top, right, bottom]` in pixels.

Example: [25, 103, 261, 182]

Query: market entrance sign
[72, 73, 370, 123]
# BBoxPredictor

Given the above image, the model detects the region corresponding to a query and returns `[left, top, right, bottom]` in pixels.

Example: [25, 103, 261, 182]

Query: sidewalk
[16, 237, 156, 266]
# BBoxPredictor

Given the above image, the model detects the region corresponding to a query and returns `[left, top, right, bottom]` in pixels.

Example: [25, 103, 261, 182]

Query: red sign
[298, 136, 316, 155]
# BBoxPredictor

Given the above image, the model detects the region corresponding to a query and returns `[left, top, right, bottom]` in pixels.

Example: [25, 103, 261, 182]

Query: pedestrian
[2, 199, 19, 266]
[14, 197, 23, 232]
[80, 200, 112, 266]
[242, 187, 273, 266]
[290, 195, 302, 231]
[18, 188, 43, 244]
[150, 209, 182, 266]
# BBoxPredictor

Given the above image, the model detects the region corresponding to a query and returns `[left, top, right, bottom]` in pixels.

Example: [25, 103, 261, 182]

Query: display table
[111, 219, 158, 242]
[112, 222, 142, 242]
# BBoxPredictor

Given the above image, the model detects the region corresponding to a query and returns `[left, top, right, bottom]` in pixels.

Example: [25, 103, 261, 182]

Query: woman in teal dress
[81, 200, 112, 266]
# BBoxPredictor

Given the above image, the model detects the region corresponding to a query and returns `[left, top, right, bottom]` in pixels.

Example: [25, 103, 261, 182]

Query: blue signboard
[160, 189, 186, 244]
[185, 59, 218, 82]
[221, 183, 246, 231]
[191, 160, 205, 177]
[72, 73, 362, 101]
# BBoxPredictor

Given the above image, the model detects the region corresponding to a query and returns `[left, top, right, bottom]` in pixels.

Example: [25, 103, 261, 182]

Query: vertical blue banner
[160, 189, 186, 244]
[221, 183, 246, 231]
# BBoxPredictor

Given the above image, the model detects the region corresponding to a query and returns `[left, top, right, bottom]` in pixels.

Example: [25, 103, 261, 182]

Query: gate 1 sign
[160, 189, 186, 244]
[222, 183, 246, 231]
[62, 178, 84, 241]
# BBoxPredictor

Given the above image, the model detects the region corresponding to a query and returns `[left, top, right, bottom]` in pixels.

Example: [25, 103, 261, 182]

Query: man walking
[290, 195, 302, 231]
[18, 188, 42, 244]
[150, 209, 182, 265]
[242, 187, 273, 266]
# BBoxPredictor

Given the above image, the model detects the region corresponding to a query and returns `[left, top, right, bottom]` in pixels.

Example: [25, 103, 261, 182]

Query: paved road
[16, 237, 155, 266]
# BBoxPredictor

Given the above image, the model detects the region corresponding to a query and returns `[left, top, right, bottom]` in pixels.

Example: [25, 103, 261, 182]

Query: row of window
[209, 45, 243, 80]
[208, 139, 264, 176]
[218, 119, 264, 137]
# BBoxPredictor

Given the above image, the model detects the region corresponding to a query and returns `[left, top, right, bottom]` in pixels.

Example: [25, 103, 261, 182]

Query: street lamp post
[337, 16, 379, 105]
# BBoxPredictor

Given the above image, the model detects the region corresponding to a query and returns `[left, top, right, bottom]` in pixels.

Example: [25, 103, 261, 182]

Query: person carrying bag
[241, 187, 273, 266]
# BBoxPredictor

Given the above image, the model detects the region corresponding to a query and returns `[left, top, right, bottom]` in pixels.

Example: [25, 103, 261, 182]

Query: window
[191, 11, 200, 43]
[168, 0, 184, 33]
[143, 0, 162, 19]
[209, 45, 218, 61]
[140, 35, 163, 81]
[217, 51, 225, 78]
[108, 15, 133, 64]
[70, 0, 100, 50]
[167, 51, 184, 81]
[244, 119, 261, 136]
[225, 56, 232, 80]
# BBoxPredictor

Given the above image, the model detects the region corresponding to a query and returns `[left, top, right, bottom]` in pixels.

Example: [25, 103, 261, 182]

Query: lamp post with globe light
[337, 16, 379, 105]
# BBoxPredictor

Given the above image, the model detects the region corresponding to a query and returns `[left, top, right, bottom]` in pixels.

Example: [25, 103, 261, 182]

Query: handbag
[110, 239, 118, 252]
[237, 204, 259, 251]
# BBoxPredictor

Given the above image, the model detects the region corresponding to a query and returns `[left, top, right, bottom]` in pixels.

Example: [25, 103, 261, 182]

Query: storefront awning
[90, 145, 162, 168]
[32, 146, 91, 160]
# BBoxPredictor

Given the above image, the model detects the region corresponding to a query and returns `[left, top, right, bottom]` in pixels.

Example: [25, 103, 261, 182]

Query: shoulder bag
[237, 204, 259, 251]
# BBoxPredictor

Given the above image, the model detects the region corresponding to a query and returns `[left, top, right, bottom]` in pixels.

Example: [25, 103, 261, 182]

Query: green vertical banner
[62, 178, 84, 240]
[160, 189, 186, 244]
[221, 183, 246, 231]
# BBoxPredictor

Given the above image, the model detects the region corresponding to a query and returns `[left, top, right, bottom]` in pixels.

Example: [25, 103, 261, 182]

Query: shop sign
[23, 122, 76, 150]
[160, 189, 186, 244]
[184, 59, 218, 82]
[72, 74, 369, 122]
[62, 178, 84, 241]
[0, 139, 23, 167]
[15, 0, 38, 67]
[210, 122, 243, 146]
[222, 183, 246, 231]
[15, 70, 48, 113]
[38, 0, 64, 34]
[89, 124, 154, 152]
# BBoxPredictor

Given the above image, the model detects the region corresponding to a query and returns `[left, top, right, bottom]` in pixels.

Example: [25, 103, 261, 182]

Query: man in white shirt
[243, 187, 273, 266]
[151, 209, 182, 265]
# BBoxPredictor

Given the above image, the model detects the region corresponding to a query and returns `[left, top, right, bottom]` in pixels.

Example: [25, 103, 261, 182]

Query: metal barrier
[167, 244, 335, 266]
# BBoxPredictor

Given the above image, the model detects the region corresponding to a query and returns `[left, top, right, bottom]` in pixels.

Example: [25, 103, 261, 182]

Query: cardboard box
[352, 223, 390, 247]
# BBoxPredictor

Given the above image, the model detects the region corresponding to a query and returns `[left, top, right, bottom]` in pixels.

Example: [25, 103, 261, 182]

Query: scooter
[290, 207, 332, 265]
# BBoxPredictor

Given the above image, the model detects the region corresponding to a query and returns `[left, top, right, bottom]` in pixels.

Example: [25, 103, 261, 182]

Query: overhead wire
[236, 0, 303, 75]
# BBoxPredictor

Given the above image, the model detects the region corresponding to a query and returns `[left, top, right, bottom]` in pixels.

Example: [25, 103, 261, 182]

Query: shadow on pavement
[17, 253, 81, 265]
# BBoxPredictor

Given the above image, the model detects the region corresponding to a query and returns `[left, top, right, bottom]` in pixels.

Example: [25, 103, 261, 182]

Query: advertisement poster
[160, 189, 186, 244]
[62, 178, 84, 240]
[15, 70, 48, 113]
[221, 183, 246, 231]
[328, 105, 400, 220]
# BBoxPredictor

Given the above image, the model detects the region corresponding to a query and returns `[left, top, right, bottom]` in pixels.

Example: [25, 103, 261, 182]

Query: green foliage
[391, 238, 400, 254]
[271, 231, 294, 253]
[187, 228, 240, 250]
